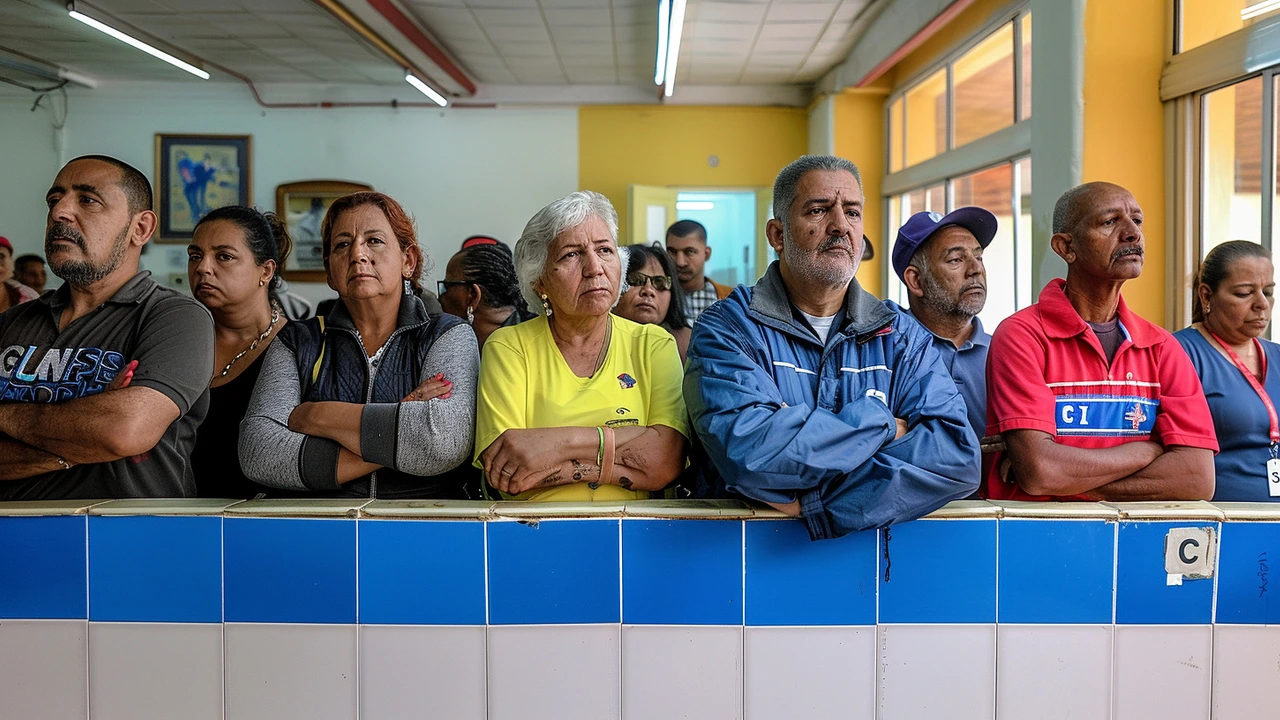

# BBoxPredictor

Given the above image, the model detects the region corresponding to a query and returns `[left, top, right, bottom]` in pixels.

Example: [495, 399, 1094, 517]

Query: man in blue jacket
[683, 155, 980, 540]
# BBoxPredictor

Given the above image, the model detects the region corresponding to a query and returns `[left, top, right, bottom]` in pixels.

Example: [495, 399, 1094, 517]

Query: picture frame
[276, 180, 373, 282]
[154, 133, 252, 242]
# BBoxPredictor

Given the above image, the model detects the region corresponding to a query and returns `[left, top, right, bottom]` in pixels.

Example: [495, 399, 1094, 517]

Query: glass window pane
[887, 195, 907, 306]
[1020, 14, 1032, 121]
[1182, 0, 1278, 53]
[953, 23, 1015, 147]
[889, 97, 904, 173]
[1015, 157, 1032, 308]
[1274, 75, 1280, 287]
[951, 163, 1016, 329]
[1202, 76, 1264, 259]
[904, 69, 947, 167]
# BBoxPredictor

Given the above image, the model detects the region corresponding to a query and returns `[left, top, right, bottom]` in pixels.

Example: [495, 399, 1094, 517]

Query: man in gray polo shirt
[0, 155, 214, 498]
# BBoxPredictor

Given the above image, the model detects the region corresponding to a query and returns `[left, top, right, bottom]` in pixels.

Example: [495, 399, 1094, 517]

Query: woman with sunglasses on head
[614, 243, 692, 363]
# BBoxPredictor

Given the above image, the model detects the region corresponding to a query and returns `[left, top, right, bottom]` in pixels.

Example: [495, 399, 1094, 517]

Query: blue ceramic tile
[487, 520, 619, 624]
[623, 519, 742, 625]
[745, 520, 876, 626]
[0, 516, 86, 619]
[224, 518, 356, 624]
[998, 519, 1115, 624]
[89, 516, 221, 623]
[877, 519, 996, 624]
[1115, 521, 1215, 625]
[1216, 522, 1280, 624]
[359, 519, 485, 625]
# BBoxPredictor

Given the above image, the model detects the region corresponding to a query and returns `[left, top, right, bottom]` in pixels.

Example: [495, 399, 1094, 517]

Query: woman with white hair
[474, 191, 688, 501]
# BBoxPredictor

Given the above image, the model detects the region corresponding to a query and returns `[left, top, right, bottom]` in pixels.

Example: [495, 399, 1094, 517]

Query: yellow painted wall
[577, 106, 808, 245]
[1081, 0, 1168, 323]
[832, 88, 889, 297]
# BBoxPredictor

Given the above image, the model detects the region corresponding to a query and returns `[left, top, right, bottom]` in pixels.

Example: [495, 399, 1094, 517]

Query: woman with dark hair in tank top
[187, 206, 293, 497]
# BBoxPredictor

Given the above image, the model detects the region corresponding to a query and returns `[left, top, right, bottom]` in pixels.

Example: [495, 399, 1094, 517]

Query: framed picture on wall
[276, 180, 373, 282]
[154, 133, 251, 242]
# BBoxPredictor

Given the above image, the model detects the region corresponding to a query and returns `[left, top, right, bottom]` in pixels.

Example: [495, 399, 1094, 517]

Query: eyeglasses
[437, 280, 469, 296]
[627, 272, 673, 291]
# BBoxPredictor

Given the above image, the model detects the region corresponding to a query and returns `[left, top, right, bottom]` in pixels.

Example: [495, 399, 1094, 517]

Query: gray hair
[514, 190, 622, 315]
[772, 155, 862, 231]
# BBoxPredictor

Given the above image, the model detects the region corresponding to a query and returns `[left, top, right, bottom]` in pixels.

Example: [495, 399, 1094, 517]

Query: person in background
[14, 254, 47, 295]
[0, 238, 38, 312]
[461, 234, 501, 250]
[685, 155, 979, 540]
[187, 206, 293, 498]
[240, 191, 478, 498]
[666, 219, 731, 323]
[0, 155, 214, 498]
[984, 182, 1217, 501]
[438, 240, 535, 348]
[474, 190, 688, 501]
[892, 208, 997, 440]
[1175, 240, 1278, 501]
[614, 242, 692, 363]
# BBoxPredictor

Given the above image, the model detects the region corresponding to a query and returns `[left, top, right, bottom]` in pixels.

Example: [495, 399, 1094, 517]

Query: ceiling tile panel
[765, 2, 838, 22]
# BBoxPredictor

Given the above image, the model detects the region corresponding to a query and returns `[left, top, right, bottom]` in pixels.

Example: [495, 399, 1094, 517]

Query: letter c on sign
[1180, 538, 1200, 565]
[1062, 405, 1075, 424]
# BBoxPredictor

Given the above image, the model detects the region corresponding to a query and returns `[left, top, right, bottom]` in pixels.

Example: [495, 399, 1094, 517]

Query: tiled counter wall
[2, 498, 1277, 720]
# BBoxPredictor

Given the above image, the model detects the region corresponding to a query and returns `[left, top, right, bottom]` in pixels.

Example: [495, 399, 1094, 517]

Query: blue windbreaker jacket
[683, 262, 980, 540]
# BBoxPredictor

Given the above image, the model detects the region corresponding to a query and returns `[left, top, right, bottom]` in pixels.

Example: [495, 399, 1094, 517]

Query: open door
[626, 184, 679, 246]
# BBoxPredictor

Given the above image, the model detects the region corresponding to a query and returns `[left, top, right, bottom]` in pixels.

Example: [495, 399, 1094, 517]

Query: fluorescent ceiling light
[662, 0, 687, 97]
[68, 9, 209, 79]
[405, 71, 448, 107]
[676, 200, 714, 211]
[654, 0, 669, 85]
[1243, 0, 1280, 19]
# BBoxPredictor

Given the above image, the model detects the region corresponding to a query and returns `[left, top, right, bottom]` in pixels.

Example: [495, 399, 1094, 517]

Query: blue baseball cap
[891, 207, 998, 282]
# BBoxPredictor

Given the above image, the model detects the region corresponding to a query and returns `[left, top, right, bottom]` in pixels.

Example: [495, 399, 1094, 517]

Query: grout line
[354, 516, 360, 720]
[740, 520, 747, 718]
[1109, 520, 1119, 720]
[83, 515, 90, 720]
[991, 516, 999, 720]
[618, 517, 624, 720]
[221, 515, 227, 720]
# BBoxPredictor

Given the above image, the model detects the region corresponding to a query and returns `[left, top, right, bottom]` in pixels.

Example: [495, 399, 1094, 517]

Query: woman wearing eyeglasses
[472, 191, 689, 501]
[614, 243, 692, 363]
[437, 241, 536, 348]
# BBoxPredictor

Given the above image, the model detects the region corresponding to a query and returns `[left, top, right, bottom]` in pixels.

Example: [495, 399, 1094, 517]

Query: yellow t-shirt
[473, 314, 689, 501]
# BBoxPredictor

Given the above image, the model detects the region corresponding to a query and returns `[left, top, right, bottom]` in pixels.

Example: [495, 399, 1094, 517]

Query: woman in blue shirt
[1175, 240, 1279, 501]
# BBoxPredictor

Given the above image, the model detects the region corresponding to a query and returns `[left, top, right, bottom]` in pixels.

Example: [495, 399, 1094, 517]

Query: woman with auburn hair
[240, 191, 479, 498]
[473, 190, 688, 501]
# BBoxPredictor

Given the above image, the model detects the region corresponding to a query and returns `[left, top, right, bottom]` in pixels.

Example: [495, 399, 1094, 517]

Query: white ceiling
[0, 0, 881, 102]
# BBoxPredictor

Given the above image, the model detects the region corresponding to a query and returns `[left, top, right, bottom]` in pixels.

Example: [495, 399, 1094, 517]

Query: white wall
[0, 82, 579, 305]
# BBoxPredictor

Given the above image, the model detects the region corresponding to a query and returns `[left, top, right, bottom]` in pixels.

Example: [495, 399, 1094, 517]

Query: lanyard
[1207, 328, 1279, 447]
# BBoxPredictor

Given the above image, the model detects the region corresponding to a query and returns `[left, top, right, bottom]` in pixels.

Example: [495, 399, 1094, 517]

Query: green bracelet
[596, 426, 605, 468]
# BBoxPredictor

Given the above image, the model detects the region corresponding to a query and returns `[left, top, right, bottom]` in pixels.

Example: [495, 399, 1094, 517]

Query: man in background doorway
[666, 220, 731, 323]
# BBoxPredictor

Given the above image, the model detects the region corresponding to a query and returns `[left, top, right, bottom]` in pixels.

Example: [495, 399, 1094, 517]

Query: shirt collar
[1037, 277, 1157, 348]
[44, 270, 156, 313]
[904, 308, 990, 350]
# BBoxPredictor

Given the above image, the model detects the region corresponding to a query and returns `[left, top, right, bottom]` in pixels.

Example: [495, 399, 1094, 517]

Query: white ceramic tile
[1213, 625, 1280, 719]
[744, 626, 874, 720]
[224, 623, 357, 720]
[623, 625, 743, 720]
[1113, 625, 1212, 720]
[359, 625, 485, 720]
[487, 625, 619, 720]
[0, 619, 87, 720]
[877, 624, 996, 720]
[997, 624, 1112, 720]
[89, 622, 222, 720]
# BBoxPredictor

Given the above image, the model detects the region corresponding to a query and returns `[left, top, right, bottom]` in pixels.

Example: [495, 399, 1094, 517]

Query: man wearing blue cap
[892, 208, 997, 439]
[684, 155, 979, 540]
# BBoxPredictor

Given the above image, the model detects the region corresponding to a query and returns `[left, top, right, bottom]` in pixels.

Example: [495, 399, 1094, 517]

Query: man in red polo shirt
[984, 182, 1217, 501]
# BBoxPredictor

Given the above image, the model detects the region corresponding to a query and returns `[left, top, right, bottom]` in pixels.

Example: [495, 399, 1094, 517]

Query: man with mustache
[893, 208, 998, 439]
[984, 181, 1217, 501]
[684, 155, 979, 540]
[0, 155, 214, 498]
